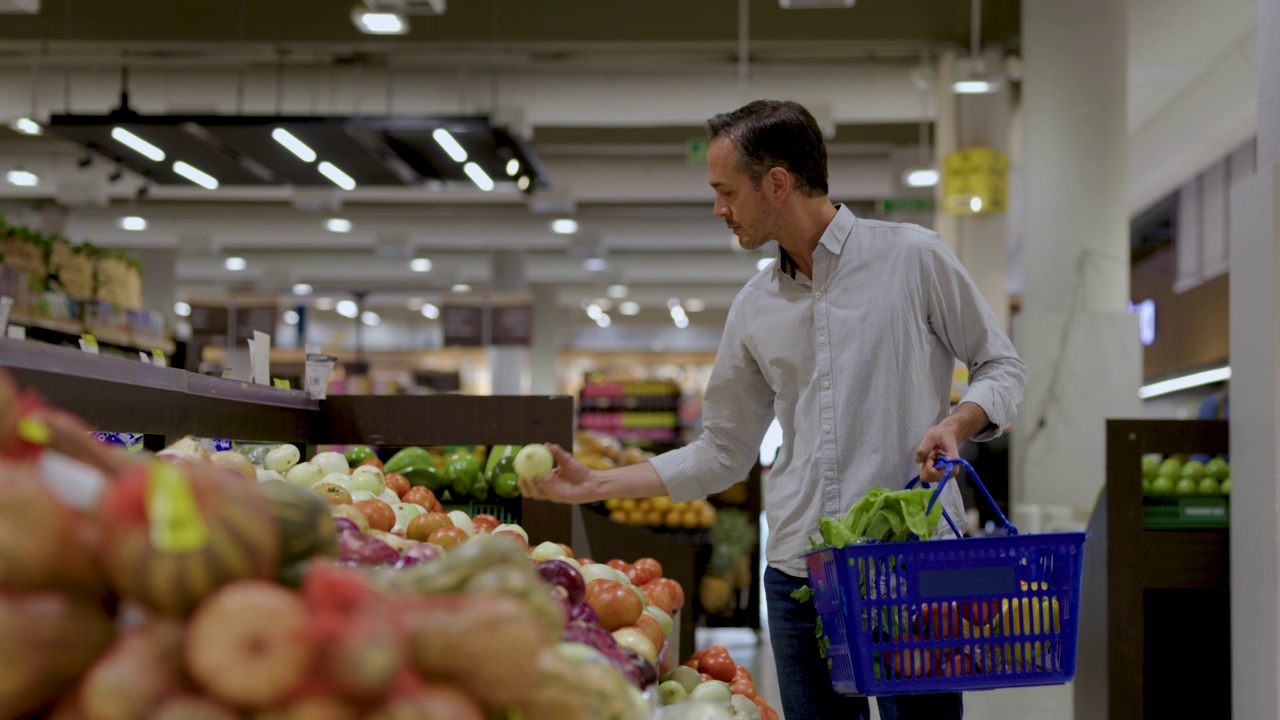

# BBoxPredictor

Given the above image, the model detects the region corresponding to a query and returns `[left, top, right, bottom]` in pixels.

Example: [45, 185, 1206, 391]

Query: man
[520, 99, 1026, 720]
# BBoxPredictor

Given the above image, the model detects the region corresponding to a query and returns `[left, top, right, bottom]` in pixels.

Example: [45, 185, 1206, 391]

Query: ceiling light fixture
[360, 310, 381, 327]
[463, 162, 494, 191]
[619, 301, 640, 316]
[607, 284, 628, 299]
[952, 0, 1000, 95]
[292, 283, 313, 296]
[451, 284, 471, 293]
[118, 216, 147, 231]
[552, 218, 578, 235]
[970, 197, 984, 212]
[583, 258, 608, 272]
[224, 256, 247, 271]
[9, 117, 41, 136]
[432, 128, 468, 163]
[173, 161, 219, 189]
[111, 127, 166, 162]
[410, 258, 433, 272]
[336, 300, 359, 318]
[283, 310, 300, 325]
[351, 6, 408, 35]
[325, 218, 352, 233]
[517, 176, 531, 191]
[953, 79, 997, 94]
[5, 169, 37, 187]
[272, 128, 317, 162]
[314, 297, 336, 311]
[318, 161, 356, 191]
[685, 298, 707, 312]
[1139, 366, 1231, 400]
[586, 304, 603, 321]
[506, 158, 520, 176]
[596, 313, 612, 329]
[674, 314, 690, 329]
[421, 303, 440, 319]
[173, 301, 192, 317]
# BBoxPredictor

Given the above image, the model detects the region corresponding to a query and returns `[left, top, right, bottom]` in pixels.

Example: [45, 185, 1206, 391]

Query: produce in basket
[77, 617, 186, 720]
[0, 590, 115, 719]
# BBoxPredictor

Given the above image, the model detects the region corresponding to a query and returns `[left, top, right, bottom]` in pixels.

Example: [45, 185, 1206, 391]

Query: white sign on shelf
[0, 296, 12, 335]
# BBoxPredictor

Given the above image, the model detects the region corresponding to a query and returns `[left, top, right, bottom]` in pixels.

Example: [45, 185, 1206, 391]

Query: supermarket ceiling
[0, 0, 1261, 320]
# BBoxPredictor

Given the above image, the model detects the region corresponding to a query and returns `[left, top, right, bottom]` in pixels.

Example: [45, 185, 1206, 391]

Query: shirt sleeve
[925, 236, 1027, 442]
[649, 291, 776, 503]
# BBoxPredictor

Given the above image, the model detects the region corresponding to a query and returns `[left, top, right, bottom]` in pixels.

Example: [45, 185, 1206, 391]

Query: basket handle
[905, 456, 1019, 537]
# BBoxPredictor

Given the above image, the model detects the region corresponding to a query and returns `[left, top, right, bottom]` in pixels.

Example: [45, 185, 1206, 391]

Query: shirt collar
[774, 204, 856, 280]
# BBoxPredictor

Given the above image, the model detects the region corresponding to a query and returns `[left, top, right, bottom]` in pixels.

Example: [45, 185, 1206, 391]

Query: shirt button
[815, 291, 823, 300]
[825, 471, 835, 479]
[822, 380, 831, 389]
[824, 425, 832, 433]
[818, 335, 827, 344]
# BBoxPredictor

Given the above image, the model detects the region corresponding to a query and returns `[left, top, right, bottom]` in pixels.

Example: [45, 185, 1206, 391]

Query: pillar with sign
[488, 251, 531, 395]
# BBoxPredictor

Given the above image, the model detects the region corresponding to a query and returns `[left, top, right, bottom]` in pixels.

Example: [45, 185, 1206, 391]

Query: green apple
[1142, 456, 1160, 479]
[1204, 457, 1229, 481]
[1220, 479, 1231, 495]
[1181, 461, 1205, 481]
[1158, 458, 1183, 480]
[1175, 478, 1198, 495]
[1197, 477, 1220, 495]
[1151, 476, 1176, 495]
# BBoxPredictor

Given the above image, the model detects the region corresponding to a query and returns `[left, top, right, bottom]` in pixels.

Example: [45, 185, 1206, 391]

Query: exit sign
[686, 137, 709, 167]
[877, 197, 936, 215]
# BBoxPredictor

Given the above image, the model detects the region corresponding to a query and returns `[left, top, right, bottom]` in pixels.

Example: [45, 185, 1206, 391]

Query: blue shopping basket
[802, 456, 1087, 696]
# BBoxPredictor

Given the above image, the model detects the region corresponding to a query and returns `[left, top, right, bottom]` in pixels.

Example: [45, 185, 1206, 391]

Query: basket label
[917, 566, 1017, 598]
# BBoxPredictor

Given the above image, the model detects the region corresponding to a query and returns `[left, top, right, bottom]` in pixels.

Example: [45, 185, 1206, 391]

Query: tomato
[358, 456, 384, 471]
[646, 578, 685, 615]
[470, 514, 500, 534]
[584, 579, 644, 631]
[625, 564, 655, 586]
[579, 558, 595, 566]
[634, 557, 663, 581]
[556, 543, 574, 558]
[384, 472, 410, 499]
[633, 613, 665, 651]
[731, 679, 758, 700]
[753, 696, 773, 717]
[734, 665, 754, 683]
[407, 512, 454, 542]
[430, 499, 444, 514]
[701, 649, 736, 683]
[428, 526, 469, 550]
[402, 486, 437, 509]
[606, 559, 631, 572]
[684, 657, 702, 672]
[353, 499, 395, 532]
[640, 582, 673, 614]
[700, 672, 713, 683]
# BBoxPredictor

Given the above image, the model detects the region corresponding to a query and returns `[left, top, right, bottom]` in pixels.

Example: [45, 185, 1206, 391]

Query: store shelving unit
[578, 379, 684, 447]
[1, 337, 700, 659]
[1075, 419, 1230, 720]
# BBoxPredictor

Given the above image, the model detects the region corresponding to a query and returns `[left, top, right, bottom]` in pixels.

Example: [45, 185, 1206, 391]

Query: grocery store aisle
[697, 628, 1073, 720]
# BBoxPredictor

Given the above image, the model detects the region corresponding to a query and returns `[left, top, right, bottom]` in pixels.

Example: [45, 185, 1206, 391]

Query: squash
[98, 462, 280, 615]
[256, 482, 339, 567]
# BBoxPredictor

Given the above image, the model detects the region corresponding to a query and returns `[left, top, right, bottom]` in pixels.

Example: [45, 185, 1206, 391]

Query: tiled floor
[696, 627, 1073, 720]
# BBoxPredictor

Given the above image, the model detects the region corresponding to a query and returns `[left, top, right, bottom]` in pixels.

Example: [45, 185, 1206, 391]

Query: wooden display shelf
[1075, 419, 1230, 720]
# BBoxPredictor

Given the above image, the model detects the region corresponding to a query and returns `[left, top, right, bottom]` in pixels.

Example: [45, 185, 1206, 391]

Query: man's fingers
[545, 443, 575, 468]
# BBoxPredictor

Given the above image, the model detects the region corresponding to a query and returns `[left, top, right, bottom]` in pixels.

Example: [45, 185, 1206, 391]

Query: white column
[933, 49, 961, 254]
[488, 250, 529, 395]
[529, 284, 561, 396]
[1229, 0, 1280, 716]
[1011, 0, 1141, 512]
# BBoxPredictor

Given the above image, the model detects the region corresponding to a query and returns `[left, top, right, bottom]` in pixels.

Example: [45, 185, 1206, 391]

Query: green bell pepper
[344, 445, 376, 467]
[385, 447, 445, 491]
[446, 451, 481, 496]
[485, 445, 519, 481]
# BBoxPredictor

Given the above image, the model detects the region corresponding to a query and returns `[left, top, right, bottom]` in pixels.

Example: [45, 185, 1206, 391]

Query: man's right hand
[517, 443, 599, 504]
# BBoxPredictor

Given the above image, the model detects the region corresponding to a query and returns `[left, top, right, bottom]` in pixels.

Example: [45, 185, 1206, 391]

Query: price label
[272, 378, 291, 390]
[139, 351, 152, 364]
[0, 295, 12, 334]
[145, 462, 209, 553]
[151, 349, 167, 367]
[5, 325, 24, 340]
[79, 334, 99, 354]
[221, 368, 234, 378]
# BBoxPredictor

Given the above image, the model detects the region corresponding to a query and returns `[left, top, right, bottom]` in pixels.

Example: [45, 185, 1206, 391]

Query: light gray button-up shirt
[649, 205, 1026, 578]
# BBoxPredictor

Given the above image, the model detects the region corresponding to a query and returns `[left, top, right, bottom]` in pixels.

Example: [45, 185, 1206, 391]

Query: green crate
[440, 500, 519, 525]
[1142, 495, 1230, 529]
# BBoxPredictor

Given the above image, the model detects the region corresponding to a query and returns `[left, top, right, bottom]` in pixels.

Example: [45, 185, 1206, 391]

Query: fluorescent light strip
[463, 162, 494, 192]
[432, 129, 468, 162]
[173, 161, 219, 189]
[506, 158, 520, 176]
[356, 11, 406, 34]
[272, 128, 317, 163]
[10, 117, 41, 136]
[6, 169, 37, 187]
[1138, 366, 1231, 400]
[953, 80, 996, 94]
[318, 161, 356, 191]
[112, 127, 166, 162]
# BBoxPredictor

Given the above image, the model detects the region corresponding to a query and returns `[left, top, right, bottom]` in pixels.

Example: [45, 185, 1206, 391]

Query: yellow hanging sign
[942, 147, 1009, 215]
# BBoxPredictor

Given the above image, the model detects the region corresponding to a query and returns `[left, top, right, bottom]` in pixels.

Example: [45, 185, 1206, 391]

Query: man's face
[708, 136, 777, 251]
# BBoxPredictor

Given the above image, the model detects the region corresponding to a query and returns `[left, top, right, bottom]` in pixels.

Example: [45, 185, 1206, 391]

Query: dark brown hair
[706, 99, 829, 198]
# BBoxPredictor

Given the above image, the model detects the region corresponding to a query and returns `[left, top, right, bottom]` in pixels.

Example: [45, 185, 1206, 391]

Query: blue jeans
[765, 567, 963, 720]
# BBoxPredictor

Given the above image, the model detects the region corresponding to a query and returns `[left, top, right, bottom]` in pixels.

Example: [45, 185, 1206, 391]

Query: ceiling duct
[0, 0, 38, 13]
[367, 0, 445, 15]
[779, 0, 855, 8]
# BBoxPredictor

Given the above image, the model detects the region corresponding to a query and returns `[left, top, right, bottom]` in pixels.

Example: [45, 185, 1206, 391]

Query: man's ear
[766, 166, 790, 199]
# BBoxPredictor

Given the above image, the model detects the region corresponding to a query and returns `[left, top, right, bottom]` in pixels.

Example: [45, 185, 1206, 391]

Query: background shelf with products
[578, 377, 684, 447]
